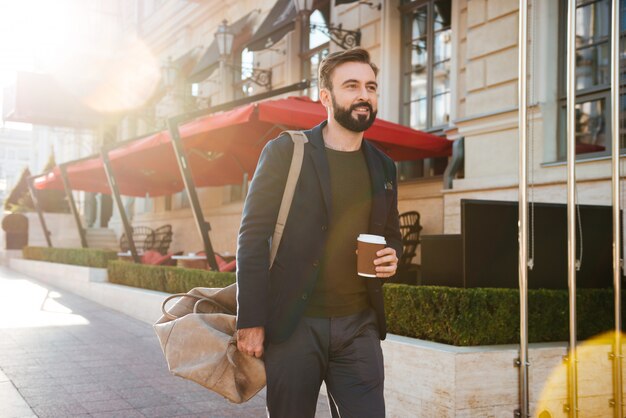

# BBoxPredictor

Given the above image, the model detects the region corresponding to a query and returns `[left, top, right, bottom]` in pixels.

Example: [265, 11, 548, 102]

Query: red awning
[33, 96, 452, 196]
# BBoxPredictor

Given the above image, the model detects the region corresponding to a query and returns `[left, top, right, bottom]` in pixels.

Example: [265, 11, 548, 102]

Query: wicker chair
[152, 224, 173, 255]
[391, 211, 423, 285]
[119, 226, 156, 253]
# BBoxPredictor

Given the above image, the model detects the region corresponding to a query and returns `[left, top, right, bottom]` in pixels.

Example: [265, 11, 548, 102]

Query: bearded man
[236, 47, 402, 418]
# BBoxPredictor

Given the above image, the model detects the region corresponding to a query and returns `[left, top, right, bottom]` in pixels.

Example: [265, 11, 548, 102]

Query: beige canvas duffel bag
[153, 131, 308, 403]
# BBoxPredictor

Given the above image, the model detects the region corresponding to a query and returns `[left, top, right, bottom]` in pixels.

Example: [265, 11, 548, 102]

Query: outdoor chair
[119, 226, 156, 253]
[141, 250, 179, 266]
[197, 251, 237, 273]
[391, 211, 423, 285]
[151, 224, 173, 255]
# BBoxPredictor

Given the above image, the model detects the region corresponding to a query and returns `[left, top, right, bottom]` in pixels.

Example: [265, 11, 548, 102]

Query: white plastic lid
[357, 234, 386, 245]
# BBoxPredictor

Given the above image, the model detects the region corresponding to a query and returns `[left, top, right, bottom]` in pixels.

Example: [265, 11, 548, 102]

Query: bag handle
[270, 131, 308, 267]
[161, 293, 235, 320]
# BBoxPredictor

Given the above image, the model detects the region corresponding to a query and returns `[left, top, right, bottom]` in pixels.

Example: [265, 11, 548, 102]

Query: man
[236, 48, 402, 418]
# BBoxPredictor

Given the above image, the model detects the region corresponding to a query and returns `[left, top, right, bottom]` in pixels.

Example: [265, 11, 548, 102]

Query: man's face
[322, 61, 378, 133]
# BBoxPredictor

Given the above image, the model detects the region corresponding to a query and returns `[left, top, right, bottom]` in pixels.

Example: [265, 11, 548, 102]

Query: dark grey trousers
[264, 308, 385, 418]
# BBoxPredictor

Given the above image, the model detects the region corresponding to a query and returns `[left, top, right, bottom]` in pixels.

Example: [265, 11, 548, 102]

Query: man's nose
[357, 86, 370, 102]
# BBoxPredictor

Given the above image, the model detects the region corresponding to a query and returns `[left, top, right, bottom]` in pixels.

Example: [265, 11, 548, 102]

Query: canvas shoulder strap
[269, 131, 308, 267]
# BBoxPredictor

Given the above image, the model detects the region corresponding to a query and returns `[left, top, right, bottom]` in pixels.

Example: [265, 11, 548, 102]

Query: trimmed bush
[383, 284, 619, 346]
[107, 261, 235, 294]
[106, 259, 617, 346]
[23, 246, 117, 268]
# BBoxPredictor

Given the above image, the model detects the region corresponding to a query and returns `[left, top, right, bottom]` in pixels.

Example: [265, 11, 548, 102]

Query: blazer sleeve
[236, 135, 293, 329]
[384, 159, 403, 266]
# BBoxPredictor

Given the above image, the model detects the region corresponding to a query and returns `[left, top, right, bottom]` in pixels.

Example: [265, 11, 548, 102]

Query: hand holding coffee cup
[357, 234, 398, 278]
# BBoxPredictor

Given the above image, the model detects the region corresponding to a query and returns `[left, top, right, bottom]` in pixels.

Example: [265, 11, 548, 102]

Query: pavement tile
[125, 393, 177, 409]
[90, 410, 147, 418]
[70, 389, 122, 403]
[138, 404, 193, 417]
[61, 382, 111, 394]
[31, 403, 89, 418]
[80, 398, 135, 413]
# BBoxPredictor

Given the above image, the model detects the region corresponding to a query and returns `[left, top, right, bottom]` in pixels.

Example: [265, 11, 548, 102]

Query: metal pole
[517, 0, 530, 416]
[566, 0, 579, 415]
[101, 151, 140, 263]
[167, 116, 219, 271]
[59, 165, 88, 248]
[26, 176, 52, 247]
[610, 0, 623, 416]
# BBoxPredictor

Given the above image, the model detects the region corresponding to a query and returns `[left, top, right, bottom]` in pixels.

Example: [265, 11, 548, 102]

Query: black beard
[331, 94, 377, 133]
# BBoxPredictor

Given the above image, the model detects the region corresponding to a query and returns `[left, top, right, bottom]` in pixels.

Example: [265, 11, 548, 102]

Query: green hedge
[107, 261, 235, 294]
[23, 246, 118, 268]
[383, 284, 618, 346]
[107, 260, 617, 346]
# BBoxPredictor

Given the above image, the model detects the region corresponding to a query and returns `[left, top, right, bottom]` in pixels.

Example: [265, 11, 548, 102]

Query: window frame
[397, 0, 452, 182]
[556, 0, 626, 161]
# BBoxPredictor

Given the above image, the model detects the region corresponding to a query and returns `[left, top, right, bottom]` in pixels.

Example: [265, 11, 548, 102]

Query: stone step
[85, 228, 118, 250]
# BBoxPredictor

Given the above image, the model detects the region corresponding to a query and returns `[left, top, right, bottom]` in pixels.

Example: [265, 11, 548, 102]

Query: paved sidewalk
[0, 267, 330, 418]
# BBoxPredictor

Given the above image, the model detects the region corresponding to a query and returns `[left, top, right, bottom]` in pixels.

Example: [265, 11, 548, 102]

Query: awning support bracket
[168, 116, 220, 272]
[59, 164, 88, 248]
[26, 176, 53, 247]
[101, 150, 140, 263]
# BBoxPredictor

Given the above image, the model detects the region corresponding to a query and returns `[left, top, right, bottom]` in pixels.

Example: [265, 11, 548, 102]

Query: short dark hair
[318, 47, 379, 91]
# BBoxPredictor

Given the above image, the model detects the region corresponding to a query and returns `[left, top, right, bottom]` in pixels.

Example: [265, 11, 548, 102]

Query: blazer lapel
[362, 140, 387, 235]
[305, 121, 332, 220]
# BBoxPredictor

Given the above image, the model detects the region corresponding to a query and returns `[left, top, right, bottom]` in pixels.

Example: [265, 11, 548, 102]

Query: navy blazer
[236, 121, 403, 344]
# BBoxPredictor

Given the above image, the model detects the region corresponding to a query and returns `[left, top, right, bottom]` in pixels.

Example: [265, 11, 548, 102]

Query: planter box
[382, 334, 619, 417]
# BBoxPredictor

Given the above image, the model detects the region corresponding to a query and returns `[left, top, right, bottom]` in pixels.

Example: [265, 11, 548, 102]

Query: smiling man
[236, 48, 402, 418]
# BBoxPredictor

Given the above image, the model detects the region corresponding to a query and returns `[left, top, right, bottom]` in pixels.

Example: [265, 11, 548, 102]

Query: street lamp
[294, 0, 361, 50]
[215, 20, 234, 57]
[213, 19, 272, 91]
[294, 0, 314, 15]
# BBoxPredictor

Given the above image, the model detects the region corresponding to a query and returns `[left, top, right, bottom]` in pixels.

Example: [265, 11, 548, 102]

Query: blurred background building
[2, 0, 623, 264]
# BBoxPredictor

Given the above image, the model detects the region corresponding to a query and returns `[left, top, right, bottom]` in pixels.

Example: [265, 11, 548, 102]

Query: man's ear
[319, 88, 331, 108]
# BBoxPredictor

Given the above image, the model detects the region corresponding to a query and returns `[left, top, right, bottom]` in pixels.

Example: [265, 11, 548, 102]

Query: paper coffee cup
[357, 234, 386, 277]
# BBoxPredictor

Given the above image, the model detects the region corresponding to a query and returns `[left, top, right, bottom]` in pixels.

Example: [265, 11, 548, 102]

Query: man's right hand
[236, 326, 265, 358]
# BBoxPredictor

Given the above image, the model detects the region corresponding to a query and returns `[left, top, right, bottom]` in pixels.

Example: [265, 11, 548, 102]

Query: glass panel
[411, 70, 428, 101]
[309, 10, 330, 50]
[241, 48, 254, 79]
[621, 0, 626, 33]
[619, 94, 626, 149]
[411, 38, 428, 68]
[575, 43, 610, 90]
[409, 99, 428, 130]
[576, 0, 610, 46]
[398, 160, 424, 181]
[434, 0, 452, 31]
[412, 6, 428, 40]
[307, 48, 329, 101]
[434, 30, 451, 63]
[432, 92, 450, 127]
[433, 61, 450, 95]
[621, 35, 626, 84]
[563, 98, 607, 155]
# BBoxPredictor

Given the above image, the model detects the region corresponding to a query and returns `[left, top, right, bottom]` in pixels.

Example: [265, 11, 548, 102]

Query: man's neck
[322, 118, 364, 152]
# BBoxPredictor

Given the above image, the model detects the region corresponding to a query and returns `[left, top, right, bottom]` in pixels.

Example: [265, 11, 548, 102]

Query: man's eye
[367, 86, 377, 92]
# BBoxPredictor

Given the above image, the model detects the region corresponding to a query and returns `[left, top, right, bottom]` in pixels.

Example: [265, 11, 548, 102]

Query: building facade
[106, 0, 622, 261]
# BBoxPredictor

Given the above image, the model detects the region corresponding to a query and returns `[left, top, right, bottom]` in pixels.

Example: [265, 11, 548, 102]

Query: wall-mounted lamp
[215, 20, 272, 90]
[294, 0, 361, 50]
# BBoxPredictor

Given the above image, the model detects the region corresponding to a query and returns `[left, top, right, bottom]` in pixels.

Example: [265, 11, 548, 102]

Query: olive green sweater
[304, 147, 373, 317]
